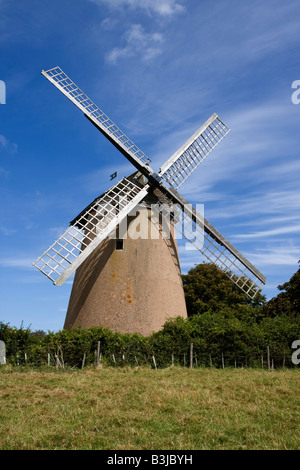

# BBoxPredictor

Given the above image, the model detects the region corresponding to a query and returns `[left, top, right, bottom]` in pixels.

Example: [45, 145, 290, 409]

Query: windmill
[33, 67, 266, 336]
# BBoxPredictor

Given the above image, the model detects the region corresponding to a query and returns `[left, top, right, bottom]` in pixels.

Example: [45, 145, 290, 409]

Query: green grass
[0, 366, 299, 450]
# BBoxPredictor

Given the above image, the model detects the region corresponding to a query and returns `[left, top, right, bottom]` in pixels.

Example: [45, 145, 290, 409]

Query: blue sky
[0, 0, 299, 332]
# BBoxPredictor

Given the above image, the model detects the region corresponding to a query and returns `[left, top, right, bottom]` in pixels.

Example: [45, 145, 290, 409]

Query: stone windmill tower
[64, 174, 187, 336]
[33, 67, 266, 336]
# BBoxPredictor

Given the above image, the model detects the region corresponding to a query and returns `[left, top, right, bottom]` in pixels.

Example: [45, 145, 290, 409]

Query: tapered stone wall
[64, 204, 187, 336]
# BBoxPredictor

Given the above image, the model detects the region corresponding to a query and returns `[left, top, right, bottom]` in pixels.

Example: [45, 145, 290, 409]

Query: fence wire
[3, 345, 296, 370]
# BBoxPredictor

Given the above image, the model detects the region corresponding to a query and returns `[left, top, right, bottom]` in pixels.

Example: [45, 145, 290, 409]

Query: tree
[182, 262, 266, 317]
[263, 262, 300, 318]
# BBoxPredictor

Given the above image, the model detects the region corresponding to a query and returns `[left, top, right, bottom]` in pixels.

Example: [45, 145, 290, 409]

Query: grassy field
[0, 366, 299, 450]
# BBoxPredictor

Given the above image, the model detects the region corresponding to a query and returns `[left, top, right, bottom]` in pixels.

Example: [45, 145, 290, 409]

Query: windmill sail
[33, 178, 149, 286]
[179, 210, 264, 298]
[41, 67, 151, 172]
[159, 114, 230, 189]
[159, 186, 266, 298]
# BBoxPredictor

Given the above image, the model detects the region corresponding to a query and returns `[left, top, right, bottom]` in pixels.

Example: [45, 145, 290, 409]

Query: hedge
[1, 310, 299, 369]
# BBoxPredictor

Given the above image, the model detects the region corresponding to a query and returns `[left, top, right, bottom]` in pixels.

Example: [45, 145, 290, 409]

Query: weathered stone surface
[64, 205, 187, 336]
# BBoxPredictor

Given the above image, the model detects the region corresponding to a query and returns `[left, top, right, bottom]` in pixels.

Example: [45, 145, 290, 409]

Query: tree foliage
[263, 262, 300, 318]
[182, 262, 266, 317]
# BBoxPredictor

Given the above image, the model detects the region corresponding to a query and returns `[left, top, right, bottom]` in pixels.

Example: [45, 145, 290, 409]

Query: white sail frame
[33, 178, 149, 285]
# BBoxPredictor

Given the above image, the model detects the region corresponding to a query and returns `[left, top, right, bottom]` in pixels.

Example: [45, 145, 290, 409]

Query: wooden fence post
[81, 353, 86, 369]
[190, 343, 193, 369]
[96, 341, 101, 366]
[267, 346, 270, 371]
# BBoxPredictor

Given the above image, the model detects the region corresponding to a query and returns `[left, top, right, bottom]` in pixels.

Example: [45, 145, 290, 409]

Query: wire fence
[3, 342, 297, 371]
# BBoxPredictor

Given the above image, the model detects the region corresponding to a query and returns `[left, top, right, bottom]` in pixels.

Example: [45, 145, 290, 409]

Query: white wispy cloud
[235, 215, 300, 228]
[0, 225, 18, 236]
[0, 166, 10, 178]
[233, 224, 300, 240]
[91, 0, 185, 65]
[201, 188, 300, 223]
[101, 17, 118, 31]
[106, 24, 164, 64]
[0, 134, 17, 153]
[0, 134, 7, 147]
[174, 97, 299, 199]
[0, 257, 33, 268]
[243, 246, 300, 267]
[89, 0, 185, 17]
[243, 2, 300, 60]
